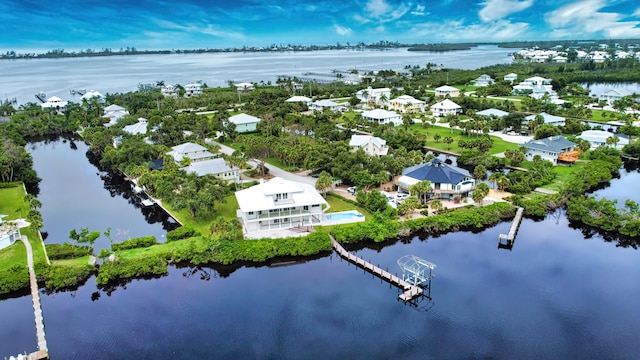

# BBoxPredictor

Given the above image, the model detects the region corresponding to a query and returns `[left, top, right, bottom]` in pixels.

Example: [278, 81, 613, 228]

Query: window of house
[248, 211, 254, 215]
[303, 206, 309, 210]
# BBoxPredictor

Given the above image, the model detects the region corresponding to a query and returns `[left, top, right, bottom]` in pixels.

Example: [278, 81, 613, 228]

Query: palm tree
[473, 182, 490, 206]
[315, 171, 333, 197]
[443, 136, 454, 150]
[410, 180, 432, 204]
[488, 172, 500, 189]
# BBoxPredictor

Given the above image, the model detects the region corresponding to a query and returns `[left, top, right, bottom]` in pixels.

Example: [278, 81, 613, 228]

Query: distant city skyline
[2, 0, 640, 52]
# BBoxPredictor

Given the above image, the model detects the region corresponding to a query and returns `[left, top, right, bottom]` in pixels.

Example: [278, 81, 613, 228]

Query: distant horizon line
[3, 38, 640, 58]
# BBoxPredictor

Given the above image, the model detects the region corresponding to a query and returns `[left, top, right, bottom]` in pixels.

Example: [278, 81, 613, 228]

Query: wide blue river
[1, 137, 639, 359]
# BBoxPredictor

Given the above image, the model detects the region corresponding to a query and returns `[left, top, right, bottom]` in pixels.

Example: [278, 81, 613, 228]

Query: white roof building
[167, 142, 239, 181]
[504, 73, 518, 82]
[311, 99, 341, 112]
[524, 112, 566, 126]
[228, 113, 261, 133]
[349, 135, 389, 156]
[476, 108, 509, 119]
[430, 99, 462, 117]
[285, 96, 312, 105]
[103, 104, 130, 127]
[235, 82, 255, 91]
[161, 84, 178, 98]
[81, 90, 105, 104]
[361, 109, 402, 126]
[355, 87, 391, 105]
[577, 130, 629, 150]
[40, 96, 68, 110]
[0, 215, 23, 251]
[235, 177, 328, 233]
[599, 88, 632, 105]
[389, 95, 426, 113]
[435, 85, 460, 97]
[123, 117, 149, 135]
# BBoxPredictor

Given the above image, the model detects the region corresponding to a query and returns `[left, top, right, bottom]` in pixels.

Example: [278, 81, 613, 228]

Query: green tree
[410, 180, 432, 204]
[315, 171, 333, 197]
[473, 182, 490, 206]
[473, 164, 487, 181]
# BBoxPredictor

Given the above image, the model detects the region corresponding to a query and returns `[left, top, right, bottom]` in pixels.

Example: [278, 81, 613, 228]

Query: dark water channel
[1, 138, 639, 359]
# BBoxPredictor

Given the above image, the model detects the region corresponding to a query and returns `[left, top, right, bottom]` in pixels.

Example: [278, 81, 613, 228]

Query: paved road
[206, 139, 318, 186]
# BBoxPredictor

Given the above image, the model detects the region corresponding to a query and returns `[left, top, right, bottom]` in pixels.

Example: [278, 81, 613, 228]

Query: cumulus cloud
[411, 4, 427, 16]
[545, 0, 640, 38]
[334, 24, 353, 36]
[359, 0, 410, 24]
[410, 19, 530, 41]
[478, 0, 534, 22]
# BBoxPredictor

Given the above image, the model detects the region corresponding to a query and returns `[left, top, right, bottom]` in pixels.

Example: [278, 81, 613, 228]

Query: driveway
[207, 139, 317, 186]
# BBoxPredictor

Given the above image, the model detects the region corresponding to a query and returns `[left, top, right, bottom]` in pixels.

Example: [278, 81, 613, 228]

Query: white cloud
[634, 8, 640, 17]
[411, 4, 427, 16]
[410, 19, 530, 41]
[479, 0, 534, 22]
[334, 24, 353, 36]
[360, 0, 410, 24]
[545, 0, 640, 39]
[154, 19, 245, 39]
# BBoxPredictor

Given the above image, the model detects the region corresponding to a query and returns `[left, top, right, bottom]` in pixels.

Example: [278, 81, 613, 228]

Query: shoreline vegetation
[2, 38, 640, 60]
[1, 52, 639, 296]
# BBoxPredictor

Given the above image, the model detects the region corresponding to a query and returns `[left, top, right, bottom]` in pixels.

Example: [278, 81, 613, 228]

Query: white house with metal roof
[476, 108, 509, 119]
[389, 95, 426, 113]
[285, 96, 312, 106]
[474, 74, 495, 87]
[523, 136, 576, 164]
[349, 135, 389, 156]
[311, 99, 342, 112]
[430, 99, 462, 117]
[361, 109, 402, 126]
[435, 85, 461, 98]
[123, 117, 149, 135]
[599, 88, 632, 105]
[40, 96, 68, 110]
[235, 177, 328, 233]
[167, 142, 239, 181]
[184, 83, 203, 97]
[81, 90, 105, 104]
[103, 104, 130, 127]
[523, 112, 566, 126]
[161, 84, 178, 98]
[504, 73, 518, 83]
[0, 215, 22, 251]
[356, 87, 391, 105]
[577, 130, 629, 150]
[228, 113, 261, 133]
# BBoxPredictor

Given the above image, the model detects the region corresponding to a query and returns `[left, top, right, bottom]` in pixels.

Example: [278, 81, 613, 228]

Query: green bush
[46, 243, 92, 260]
[0, 265, 29, 294]
[112, 236, 157, 251]
[166, 226, 201, 242]
[405, 202, 514, 234]
[96, 256, 168, 285]
[41, 263, 96, 291]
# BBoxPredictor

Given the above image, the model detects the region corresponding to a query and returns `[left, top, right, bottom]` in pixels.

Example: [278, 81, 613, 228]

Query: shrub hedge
[46, 243, 92, 259]
[111, 235, 157, 251]
[166, 226, 201, 243]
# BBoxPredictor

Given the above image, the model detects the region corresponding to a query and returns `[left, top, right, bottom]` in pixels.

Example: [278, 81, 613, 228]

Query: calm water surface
[2, 137, 639, 358]
[1, 46, 513, 105]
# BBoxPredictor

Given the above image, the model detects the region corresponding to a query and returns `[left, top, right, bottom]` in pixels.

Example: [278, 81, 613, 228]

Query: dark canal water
[2, 138, 639, 359]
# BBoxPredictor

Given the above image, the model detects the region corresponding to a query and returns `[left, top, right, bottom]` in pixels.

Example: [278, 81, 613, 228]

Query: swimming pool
[325, 211, 365, 221]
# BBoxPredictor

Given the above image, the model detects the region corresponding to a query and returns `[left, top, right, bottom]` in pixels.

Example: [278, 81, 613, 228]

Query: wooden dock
[498, 207, 524, 243]
[331, 237, 423, 301]
[18, 236, 49, 360]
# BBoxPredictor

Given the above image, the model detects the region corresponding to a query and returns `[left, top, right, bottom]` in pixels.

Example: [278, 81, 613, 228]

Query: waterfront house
[122, 117, 149, 135]
[184, 83, 203, 98]
[389, 95, 426, 113]
[523, 112, 566, 127]
[235, 82, 255, 91]
[361, 109, 402, 126]
[397, 158, 475, 200]
[167, 142, 239, 181]
[40, 96, 68, 111]
[311, 99, 342, 112]
[476, 108, 509, 119]
[577, 130, 629, 150]
[161, 84, 178, 98]
[473, 74, 495, 87]
[504, 73, 518, 83]
[0, 215, 21, 251]
[512, 76, 553, 95]
[81, 90, 105, 104]
[228, 113, 261, 133]
[235, 177, 328, 233]
[355, 87, 391, 105]
[430, 99, 462, 117]
[349, 135, 389, 156]
[103, 104, 129, 127]
[523, 135, 577, 164]
[599, 88, 632, 105]
[435, 85, 460, 98]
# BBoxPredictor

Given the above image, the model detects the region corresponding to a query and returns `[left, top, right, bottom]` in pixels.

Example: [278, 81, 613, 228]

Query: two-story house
[389, 95, 426, 113]
[166, 142, 239, 181]
[523, 135, 577, 164]
[430, 99, 462, 117]
[349, 135, 389, 156]
[397, 158, 475, 200]
[235, 177, 328, 233]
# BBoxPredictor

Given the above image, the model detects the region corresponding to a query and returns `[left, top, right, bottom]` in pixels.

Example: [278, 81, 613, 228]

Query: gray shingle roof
[523, 135, 576, 152]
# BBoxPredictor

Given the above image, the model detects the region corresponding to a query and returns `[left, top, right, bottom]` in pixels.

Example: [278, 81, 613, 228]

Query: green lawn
[161, 194, 239, 236]
[543, 161, 587, 191]
[0, 184, 48, 271]
[325, 193, 372, 218]
[409, 123, 521, 155]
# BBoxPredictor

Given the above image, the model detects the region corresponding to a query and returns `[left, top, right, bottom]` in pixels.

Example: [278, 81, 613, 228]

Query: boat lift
[397, 255, 436, 298]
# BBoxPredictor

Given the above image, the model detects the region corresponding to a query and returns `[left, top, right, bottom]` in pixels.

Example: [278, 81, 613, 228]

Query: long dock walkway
[331, 237, 423, 301]
[498, 207, 524, 242]
[18, 235, 49, 360]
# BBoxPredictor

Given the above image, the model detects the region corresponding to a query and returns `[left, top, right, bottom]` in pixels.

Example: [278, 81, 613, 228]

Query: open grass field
[409, 123, 521, 155]
[325, 193, 373, 218]
[0, 184, 48, 271]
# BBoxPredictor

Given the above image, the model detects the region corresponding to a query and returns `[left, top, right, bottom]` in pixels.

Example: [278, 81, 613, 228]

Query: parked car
[347, 186, 357, 194]
[311, 173, 320, 178]
[395, 193, 410, 201]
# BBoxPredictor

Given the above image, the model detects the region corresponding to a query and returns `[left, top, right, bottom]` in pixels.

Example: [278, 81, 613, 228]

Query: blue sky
[2, 0, 640, 52]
